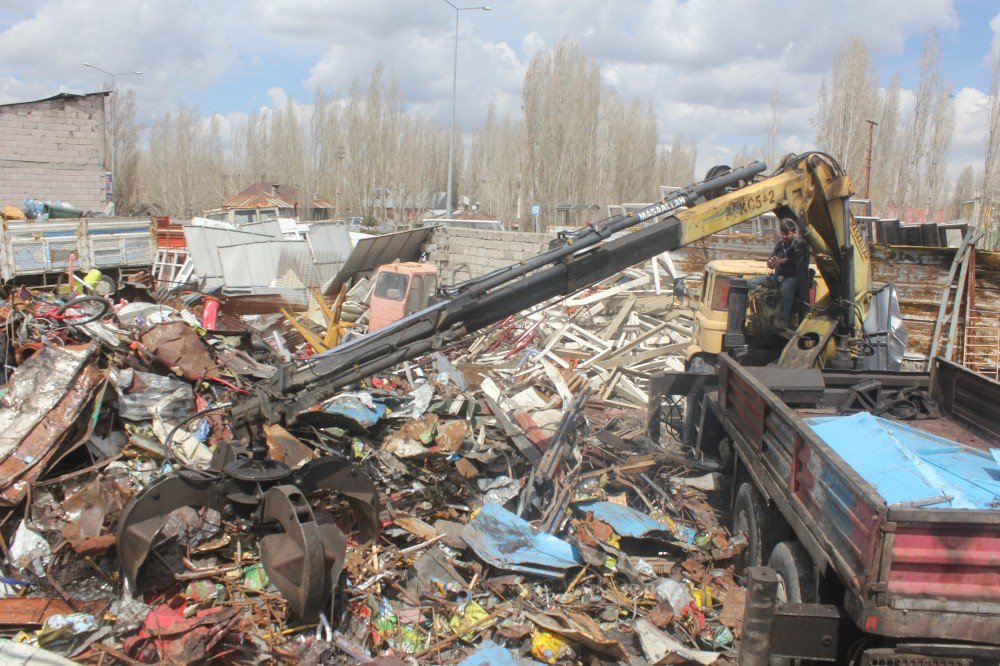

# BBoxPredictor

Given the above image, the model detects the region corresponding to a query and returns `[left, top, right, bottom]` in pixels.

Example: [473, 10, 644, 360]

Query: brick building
[0, 92, 110, 213]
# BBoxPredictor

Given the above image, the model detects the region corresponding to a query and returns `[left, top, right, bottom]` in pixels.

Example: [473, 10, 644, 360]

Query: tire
[768, 541, 816, 604]
[767, 541, 817, 666]
[732, 482, 789, 575]
[55, 296, 110, 325]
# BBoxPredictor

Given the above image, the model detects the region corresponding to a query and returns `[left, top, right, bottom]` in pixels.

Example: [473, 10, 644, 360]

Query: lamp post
[84, 62, 142, 211]
[442, 1, 490, 216]
[864, 119, 878, 202]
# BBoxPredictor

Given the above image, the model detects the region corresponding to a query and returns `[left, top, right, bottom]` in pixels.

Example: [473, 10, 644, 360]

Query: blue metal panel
[461, 503, 582, 577]
[574, 500, 671, 538]
[808, 413, 1000, 509]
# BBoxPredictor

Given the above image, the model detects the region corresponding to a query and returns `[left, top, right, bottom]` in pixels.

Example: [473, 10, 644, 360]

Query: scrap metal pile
[0, 266, 750, 665]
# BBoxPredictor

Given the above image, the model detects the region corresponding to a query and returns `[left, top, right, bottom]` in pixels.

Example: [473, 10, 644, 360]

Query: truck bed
[714, 354, 1000, 643]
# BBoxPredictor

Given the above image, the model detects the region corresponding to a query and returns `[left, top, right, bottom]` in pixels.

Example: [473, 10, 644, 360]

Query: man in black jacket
[767, 219, 800, 329]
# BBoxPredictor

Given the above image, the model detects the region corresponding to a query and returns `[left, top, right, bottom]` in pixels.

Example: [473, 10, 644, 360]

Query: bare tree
[657, 135, 697, 186]
[949, 164, 975, 219]
[140, 109, 225, 217]
[871, 76, 902, 215]
[765, 89, 780, 169]
[892, 33, 952, 219]
[980, 52, 1000, 245]
[815, 36, 881, 184]
[109, 90, 144, 215]
[521, 40, 602, 229]
[467, 101, 523, 224]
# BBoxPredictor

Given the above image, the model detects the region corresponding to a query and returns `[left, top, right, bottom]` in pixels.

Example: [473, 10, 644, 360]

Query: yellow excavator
[675, 152, 872, 371]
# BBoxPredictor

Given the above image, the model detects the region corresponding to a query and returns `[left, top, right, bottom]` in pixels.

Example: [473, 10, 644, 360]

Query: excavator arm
[117, 151, 871, 620]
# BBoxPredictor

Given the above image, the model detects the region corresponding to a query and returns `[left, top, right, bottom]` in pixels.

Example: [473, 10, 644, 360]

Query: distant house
[418, 205, 505, 231]
[218, 182, 335, 221]
[0, 92, 111, 212]
[365, 189, 448, 223]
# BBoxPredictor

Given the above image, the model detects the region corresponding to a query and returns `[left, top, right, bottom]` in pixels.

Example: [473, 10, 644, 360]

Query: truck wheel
[767, 541, 817, 666]
[733, 482, 788, 575]
[768, 541, 816, 604]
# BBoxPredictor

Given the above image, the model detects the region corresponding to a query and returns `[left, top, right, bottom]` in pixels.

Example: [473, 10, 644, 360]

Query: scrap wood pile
[0, 265, 750, 665]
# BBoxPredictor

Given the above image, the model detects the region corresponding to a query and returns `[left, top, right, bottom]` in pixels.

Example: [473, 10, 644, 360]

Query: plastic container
[43, 202, 84, 219]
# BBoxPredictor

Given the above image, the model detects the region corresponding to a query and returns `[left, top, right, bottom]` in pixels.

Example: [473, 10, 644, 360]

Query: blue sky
[1, 0, 998, 179]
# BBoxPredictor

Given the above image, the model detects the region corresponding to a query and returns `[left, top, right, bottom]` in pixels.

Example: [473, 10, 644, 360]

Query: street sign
[530, 203, 540, 217]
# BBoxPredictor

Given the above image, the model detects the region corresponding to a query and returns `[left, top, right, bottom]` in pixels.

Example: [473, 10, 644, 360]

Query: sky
[1, 0, 999, 182]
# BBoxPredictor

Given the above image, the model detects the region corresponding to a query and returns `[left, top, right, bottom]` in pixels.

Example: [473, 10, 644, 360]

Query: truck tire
[768, 541, 816, 604]
[733, 482, 788, 574]
[767, 541, 817, 666]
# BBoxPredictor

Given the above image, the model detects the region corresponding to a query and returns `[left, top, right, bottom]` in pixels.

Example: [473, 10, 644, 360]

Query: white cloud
[950, 86, 989, 169]
[0, 0, 237, 108]
[1, 0, 991, 191]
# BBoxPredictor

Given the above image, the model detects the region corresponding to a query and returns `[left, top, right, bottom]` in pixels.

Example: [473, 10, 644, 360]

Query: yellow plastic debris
[531, 629, 576, 663]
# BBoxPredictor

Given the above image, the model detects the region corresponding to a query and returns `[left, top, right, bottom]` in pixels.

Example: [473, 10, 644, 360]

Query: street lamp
[442, 1, 490, 216]
[83, 62, 142, 212]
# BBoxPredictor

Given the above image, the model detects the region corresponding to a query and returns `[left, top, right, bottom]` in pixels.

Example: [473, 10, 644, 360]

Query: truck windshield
[373, 271, 410, 302]
[711, 276, 732, 310]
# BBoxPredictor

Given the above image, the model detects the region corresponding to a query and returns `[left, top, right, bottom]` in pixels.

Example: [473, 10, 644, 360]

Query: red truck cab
[368, 261, 439, 332]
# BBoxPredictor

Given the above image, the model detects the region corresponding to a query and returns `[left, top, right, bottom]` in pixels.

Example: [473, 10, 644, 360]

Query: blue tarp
[807, 412, 1000, 509]
[574, 500, 672, 538]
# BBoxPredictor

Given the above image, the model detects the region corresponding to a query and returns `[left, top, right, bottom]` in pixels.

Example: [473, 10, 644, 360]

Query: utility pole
[442, 1, 491, 217]
[335, 145, 345, 220]
[865, 119, 878, 201]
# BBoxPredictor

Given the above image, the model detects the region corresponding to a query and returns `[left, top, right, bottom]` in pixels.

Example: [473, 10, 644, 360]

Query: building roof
[0, 91, 111, 110]
[222, 181, 334, 210]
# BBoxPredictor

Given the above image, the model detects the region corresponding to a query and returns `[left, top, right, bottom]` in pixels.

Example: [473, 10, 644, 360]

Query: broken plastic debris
[448, 600, 492, 640]
[655, 578, 695, 616]
[388, 382, 435, 420]
[530, 629, 576, 664]
[10, 522, 51, 578]
[633, 617, 720, 665]
[478, 475, 522, 507]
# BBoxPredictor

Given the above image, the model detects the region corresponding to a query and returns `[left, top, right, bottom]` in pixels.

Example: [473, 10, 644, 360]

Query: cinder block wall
[425, 227, 557, 285]
[0, 94, 108, 212]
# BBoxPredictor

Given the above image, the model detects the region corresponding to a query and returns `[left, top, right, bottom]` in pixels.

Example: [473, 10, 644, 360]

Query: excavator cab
[685, 259, 828, 368]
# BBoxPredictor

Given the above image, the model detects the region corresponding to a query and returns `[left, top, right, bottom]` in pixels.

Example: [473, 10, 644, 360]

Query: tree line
[109, 35, 1000, 241]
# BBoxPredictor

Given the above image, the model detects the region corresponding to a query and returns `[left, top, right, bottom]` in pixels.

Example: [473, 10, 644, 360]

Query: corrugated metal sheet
[218, 240, 305, 289]
[323, 227, 433, 296]
[182, 224, 280, 289]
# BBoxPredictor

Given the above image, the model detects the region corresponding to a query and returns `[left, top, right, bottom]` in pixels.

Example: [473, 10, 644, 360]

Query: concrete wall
[426, 227, 557, 285]
[0, 93, 108, 212]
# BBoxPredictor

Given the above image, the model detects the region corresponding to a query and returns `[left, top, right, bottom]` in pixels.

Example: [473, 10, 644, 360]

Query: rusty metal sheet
[141, 321, 220, 379]
[0, 345, 104, 506]
[0, 344, 97, 461]
[218, 292, 309, 316]
[0, 598, 74, 626]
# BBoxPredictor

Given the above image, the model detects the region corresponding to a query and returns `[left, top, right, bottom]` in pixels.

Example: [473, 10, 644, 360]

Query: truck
[659, 352, 1000, 663]
[115, 151, 999, 662]
[0, 216, 157, 287]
